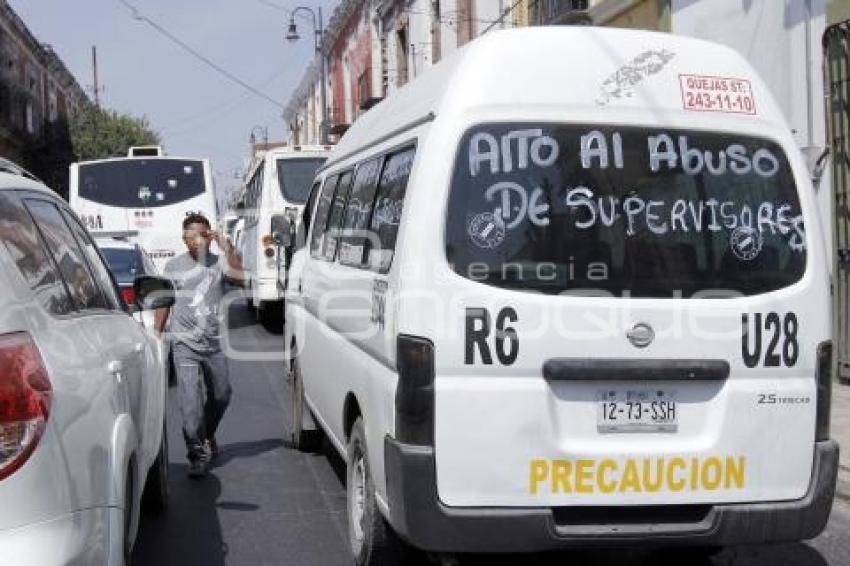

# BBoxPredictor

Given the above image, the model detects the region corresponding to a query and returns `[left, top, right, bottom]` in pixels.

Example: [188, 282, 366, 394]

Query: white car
[0, 163, 171, 564]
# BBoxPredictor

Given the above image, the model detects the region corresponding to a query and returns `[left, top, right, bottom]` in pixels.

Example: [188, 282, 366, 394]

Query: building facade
[0, 1, 86, 195]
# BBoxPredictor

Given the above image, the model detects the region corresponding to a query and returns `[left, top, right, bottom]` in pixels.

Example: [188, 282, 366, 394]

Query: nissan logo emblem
[627, 323, 655, 348]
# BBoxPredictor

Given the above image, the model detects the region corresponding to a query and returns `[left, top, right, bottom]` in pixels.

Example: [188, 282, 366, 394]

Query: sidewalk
[833, 381, 850, 500]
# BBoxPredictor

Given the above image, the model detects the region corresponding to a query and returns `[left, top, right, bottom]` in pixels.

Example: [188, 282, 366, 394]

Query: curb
[837, 466, 850, 502]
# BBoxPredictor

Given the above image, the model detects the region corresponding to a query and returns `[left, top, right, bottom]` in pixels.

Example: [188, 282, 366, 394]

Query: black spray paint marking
[596, 49, 676, 106]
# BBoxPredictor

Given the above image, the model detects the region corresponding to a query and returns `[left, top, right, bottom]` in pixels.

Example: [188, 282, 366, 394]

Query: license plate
[596, 389, 678, 433]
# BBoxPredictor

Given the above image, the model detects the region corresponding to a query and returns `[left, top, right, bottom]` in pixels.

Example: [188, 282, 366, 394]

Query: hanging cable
[116, 0, 285, 110]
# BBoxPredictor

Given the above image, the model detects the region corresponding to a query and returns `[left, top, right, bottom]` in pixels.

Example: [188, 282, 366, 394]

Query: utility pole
[91, 46, 102, 107]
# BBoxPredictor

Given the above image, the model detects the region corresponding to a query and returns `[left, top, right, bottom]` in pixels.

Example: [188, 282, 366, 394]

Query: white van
[284, 27, 837, 564]
[241, 146, 329, 325]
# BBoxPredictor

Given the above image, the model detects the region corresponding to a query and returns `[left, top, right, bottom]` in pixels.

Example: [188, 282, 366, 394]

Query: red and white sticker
[679, 74, 756, 115]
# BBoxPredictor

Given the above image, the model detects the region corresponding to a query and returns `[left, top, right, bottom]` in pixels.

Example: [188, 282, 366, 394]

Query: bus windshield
[277, 158, 325, 204]
[78, 159, 206, 208]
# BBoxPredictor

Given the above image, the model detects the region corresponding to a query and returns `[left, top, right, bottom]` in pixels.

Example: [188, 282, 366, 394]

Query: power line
[162, 64, 293, 135]
[254, 0, 313, 22]
[116, 0, 285, 110]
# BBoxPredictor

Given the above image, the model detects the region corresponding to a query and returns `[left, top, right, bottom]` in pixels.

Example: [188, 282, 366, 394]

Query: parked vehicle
[95, 235, 158, 309]
[284, 27, 836, 565]
[69, 146, 218, 272]
[240, 145, 328, 326]
[0, 164, 173, 564]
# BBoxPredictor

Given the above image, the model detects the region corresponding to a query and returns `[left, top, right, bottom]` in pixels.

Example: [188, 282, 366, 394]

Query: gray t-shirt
[164, 252, 224, 353]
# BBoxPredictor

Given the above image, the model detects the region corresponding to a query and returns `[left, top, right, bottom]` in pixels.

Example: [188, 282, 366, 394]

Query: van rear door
[431, 123, 826, 508]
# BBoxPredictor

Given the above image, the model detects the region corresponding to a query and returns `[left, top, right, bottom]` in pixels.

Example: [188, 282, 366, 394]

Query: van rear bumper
[383, 437, 838, 553]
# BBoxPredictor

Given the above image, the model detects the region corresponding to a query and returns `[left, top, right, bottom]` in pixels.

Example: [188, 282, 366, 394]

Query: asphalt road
[133, 304, 850, 566]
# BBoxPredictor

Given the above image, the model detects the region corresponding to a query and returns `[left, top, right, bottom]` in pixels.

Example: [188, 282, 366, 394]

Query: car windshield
[100, 247, 145, 285]
[445, 124, 806, 297]
[78, 159, 206, 208]
[277, 158, 325, 204]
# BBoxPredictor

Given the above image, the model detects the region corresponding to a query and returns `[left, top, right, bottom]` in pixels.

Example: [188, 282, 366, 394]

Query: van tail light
[395, 335, 434, 446]
[815, 340, 832, 442]
[120, 287, 137, 309]
[0, 333, 52, 480]
[262, 234, 275, 248]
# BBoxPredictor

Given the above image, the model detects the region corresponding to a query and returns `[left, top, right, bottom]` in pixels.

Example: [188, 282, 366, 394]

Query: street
[133, 303, 850, 566]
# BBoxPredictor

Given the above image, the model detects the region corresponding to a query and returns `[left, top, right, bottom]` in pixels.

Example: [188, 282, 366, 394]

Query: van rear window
[445, 124, 806, 297]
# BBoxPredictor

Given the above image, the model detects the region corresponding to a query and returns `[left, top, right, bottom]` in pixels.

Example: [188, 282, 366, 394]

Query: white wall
[672, 0, 833, 258]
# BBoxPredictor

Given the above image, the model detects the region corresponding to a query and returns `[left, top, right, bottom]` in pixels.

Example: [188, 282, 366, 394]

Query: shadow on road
[133, 463, 228, 566]
[209, 438, 285, 469]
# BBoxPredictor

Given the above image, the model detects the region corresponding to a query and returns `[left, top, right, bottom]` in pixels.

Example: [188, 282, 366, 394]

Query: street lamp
[286, 6, 328, 145]
[249, 125, 269, 147]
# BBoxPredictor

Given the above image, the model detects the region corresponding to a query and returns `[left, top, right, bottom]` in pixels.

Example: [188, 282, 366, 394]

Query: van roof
[265, 145, 331, 157]
[330, 27, 784, 162]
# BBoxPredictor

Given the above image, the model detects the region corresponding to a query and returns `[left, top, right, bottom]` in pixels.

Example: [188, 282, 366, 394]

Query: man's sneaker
[188, 454, 209, 478]
[204, 437, 220, 459]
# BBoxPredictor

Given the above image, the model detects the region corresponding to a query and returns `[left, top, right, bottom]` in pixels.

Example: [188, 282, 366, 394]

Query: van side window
[322, 170, 354, 261]
[300, 181, 321, 249]
[24, 199, 108, 312]
[339, 157, 382, 267]
[61, 209, 123, 311]
[0, 193, 74, 315]
[368, 147, 415, 273]
[310, 176, 339, 258]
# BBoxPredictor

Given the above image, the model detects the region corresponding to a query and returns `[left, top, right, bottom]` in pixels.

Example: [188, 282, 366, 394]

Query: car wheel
[347, 417, 408, 566]
[141, 420, 169, 512]
[289, 356, 322, 450]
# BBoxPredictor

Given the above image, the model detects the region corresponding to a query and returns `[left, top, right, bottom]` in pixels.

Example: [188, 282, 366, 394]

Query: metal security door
[825, 20, 850, 384]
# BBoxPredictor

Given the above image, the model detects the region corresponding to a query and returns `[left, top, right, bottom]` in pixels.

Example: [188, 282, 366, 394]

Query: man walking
[155, 213, 243, 477]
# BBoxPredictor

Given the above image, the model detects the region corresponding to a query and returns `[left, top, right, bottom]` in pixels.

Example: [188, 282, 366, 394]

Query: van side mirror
[271, 214, 293, 249]
[133, 275, 176, 310]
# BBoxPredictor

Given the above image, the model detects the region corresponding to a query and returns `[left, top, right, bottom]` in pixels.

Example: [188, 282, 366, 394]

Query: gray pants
[172, 343, 232, 462]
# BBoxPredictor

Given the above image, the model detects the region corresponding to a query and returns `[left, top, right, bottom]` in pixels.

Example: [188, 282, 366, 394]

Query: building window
[48, 90, 58, 122]
[457, 0, 475, 46]
[357, 69, 370, 110]
[431, 0, 442, 64]
[25, 100, 34, 134]
[396, 25, 408, 87]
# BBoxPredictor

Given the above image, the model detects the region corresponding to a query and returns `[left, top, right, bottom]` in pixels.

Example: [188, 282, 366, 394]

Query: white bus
[284, 28, 836, 564]
[240, 145, 329, 326]
[69, 146, 218, 271]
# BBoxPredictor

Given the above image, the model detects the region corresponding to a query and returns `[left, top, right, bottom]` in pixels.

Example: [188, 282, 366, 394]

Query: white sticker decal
[679, 75, 756, 115]
[468, 211, 506, 250]
[730, 226, 763, 261]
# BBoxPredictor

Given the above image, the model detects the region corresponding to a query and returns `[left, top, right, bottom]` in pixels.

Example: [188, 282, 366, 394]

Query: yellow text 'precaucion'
[529, 456, 746, 495]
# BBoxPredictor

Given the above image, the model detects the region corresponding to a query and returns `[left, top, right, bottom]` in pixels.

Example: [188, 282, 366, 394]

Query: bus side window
[368, 147, 416, 273]
[310, 175, 339, 259]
